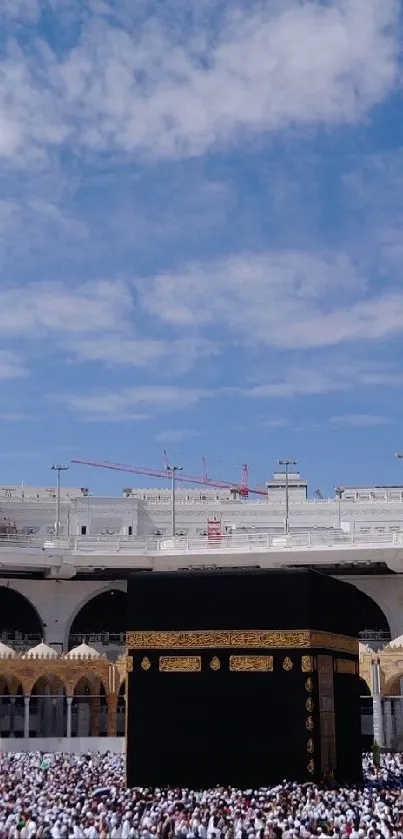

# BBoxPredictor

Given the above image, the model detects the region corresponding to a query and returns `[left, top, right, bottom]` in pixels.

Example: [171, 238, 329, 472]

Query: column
[24, 697, 30, 739]
[398, 677, 403, 749]
[394, 697, 402, 745]
[55, 687, 64, 737]
[107, 694, 118, 737]
[43, 688, 52, 737]
[9, 697, 16, 738]
[384, 700, 393, 749]
[372, 660, 385, 747]
[66, 697, 73, 738]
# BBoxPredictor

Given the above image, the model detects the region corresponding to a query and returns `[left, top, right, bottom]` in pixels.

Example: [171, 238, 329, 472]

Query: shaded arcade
[0, 641, 126, 739]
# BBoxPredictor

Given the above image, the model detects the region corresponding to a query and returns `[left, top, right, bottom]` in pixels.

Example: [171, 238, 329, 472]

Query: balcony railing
[43, 529, 403, 554]
[1, 529, 403, 555]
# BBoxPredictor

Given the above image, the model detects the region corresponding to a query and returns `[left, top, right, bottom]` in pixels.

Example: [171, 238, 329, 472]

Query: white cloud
[1, 0, 40, 21]
[155, 429, 200, 444]
[244, 361, 403, 399]
[330, 414, 392, 427]
[60, 386, 213, 420]
[0, 350, 27, 379]
[138, 250, 403, 350]
[0, 280, 132, 336]
[0, 0, 399, 163]
[70, 337, 218, 370]
[0, 279, 217, 379]
[58, 359, 403, 422]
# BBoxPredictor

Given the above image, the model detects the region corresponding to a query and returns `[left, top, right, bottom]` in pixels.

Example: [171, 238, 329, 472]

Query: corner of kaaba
[125, 569, 362, 790]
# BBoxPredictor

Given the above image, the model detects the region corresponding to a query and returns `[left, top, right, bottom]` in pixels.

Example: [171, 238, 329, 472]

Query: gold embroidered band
[127, 630, 358, 655]
[229, 655, 273, 672]
[159, 656, 201, 672]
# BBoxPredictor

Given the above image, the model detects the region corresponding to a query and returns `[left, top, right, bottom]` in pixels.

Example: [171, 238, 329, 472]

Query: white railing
[154, 530, 403, 553]
[2, 529, 403, 556]
[40, 529, 403, 554]
[0, 534, 48, 547]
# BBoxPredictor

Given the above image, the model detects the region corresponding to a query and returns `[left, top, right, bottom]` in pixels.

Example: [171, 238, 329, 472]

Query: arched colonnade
[0, 653, 127, 739]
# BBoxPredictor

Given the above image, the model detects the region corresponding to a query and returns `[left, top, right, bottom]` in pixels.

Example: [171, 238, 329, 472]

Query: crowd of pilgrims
[0, 753, 403, 838]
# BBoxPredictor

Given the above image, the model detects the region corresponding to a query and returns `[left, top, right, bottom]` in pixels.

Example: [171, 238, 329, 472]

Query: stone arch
[74, 676, 96, 697]
[65, 583, 127, 648]
[72, 676, 98, 737]
[68, 588, 127, 646]
[384, 672, 403, 697]
[31, 673, 66, 697]
[30, 674, 65, 738]
[337, 576, 391, 641]
[0, 586, 43, 644]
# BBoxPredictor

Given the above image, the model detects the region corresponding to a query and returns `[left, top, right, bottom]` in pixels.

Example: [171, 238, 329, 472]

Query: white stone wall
[3, 490, 403, 538]
[71, 497, 139, 537]
[135, 498, 403, 538]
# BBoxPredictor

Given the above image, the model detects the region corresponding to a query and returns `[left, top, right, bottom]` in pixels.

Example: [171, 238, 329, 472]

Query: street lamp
[278, 458, 297, 535]
[51, 465, 69, 538]
[395, 455, 403, 503]
[334, 486, 343, 529]
[165, 464, 183, 537]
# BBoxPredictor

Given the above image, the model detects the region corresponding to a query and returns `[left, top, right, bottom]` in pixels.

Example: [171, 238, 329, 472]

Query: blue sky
[1, 0, 403, 497]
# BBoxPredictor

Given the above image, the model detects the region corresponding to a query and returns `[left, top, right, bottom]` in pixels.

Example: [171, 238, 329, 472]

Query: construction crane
[71, 458, 267, 497]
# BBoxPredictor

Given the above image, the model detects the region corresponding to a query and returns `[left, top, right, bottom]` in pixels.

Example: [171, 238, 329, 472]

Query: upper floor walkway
[1, 529, 403, 574]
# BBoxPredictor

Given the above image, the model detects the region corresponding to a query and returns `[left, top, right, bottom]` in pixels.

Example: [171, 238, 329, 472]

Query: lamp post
[165, 464, 183, 538]
[278, 458, 296, 535]
[395, 454, 403, 504]
[51, 465, 69, 538]
[334, 486, 342, 529]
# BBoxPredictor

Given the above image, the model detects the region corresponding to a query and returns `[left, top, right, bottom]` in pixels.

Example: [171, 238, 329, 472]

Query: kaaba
[126, 569, 361, 788]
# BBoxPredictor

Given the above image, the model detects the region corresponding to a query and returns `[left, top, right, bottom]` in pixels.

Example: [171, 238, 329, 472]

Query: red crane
[71, 458, 267, 497]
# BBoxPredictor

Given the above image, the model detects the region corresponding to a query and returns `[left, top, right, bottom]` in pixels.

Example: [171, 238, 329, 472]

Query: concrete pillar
[37, 697, 43, 737]
[66, 697, 73, 738]
[107, 694, 118, 737]
[9, 697, 16, 738]
[394, 696, 402, 742]
[384, 699, 393, 749]
[23, 697, 30, 739]
[372, 661, 385, 747]
[55, 688, 64, 737]
[43, 688, 52, 736]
